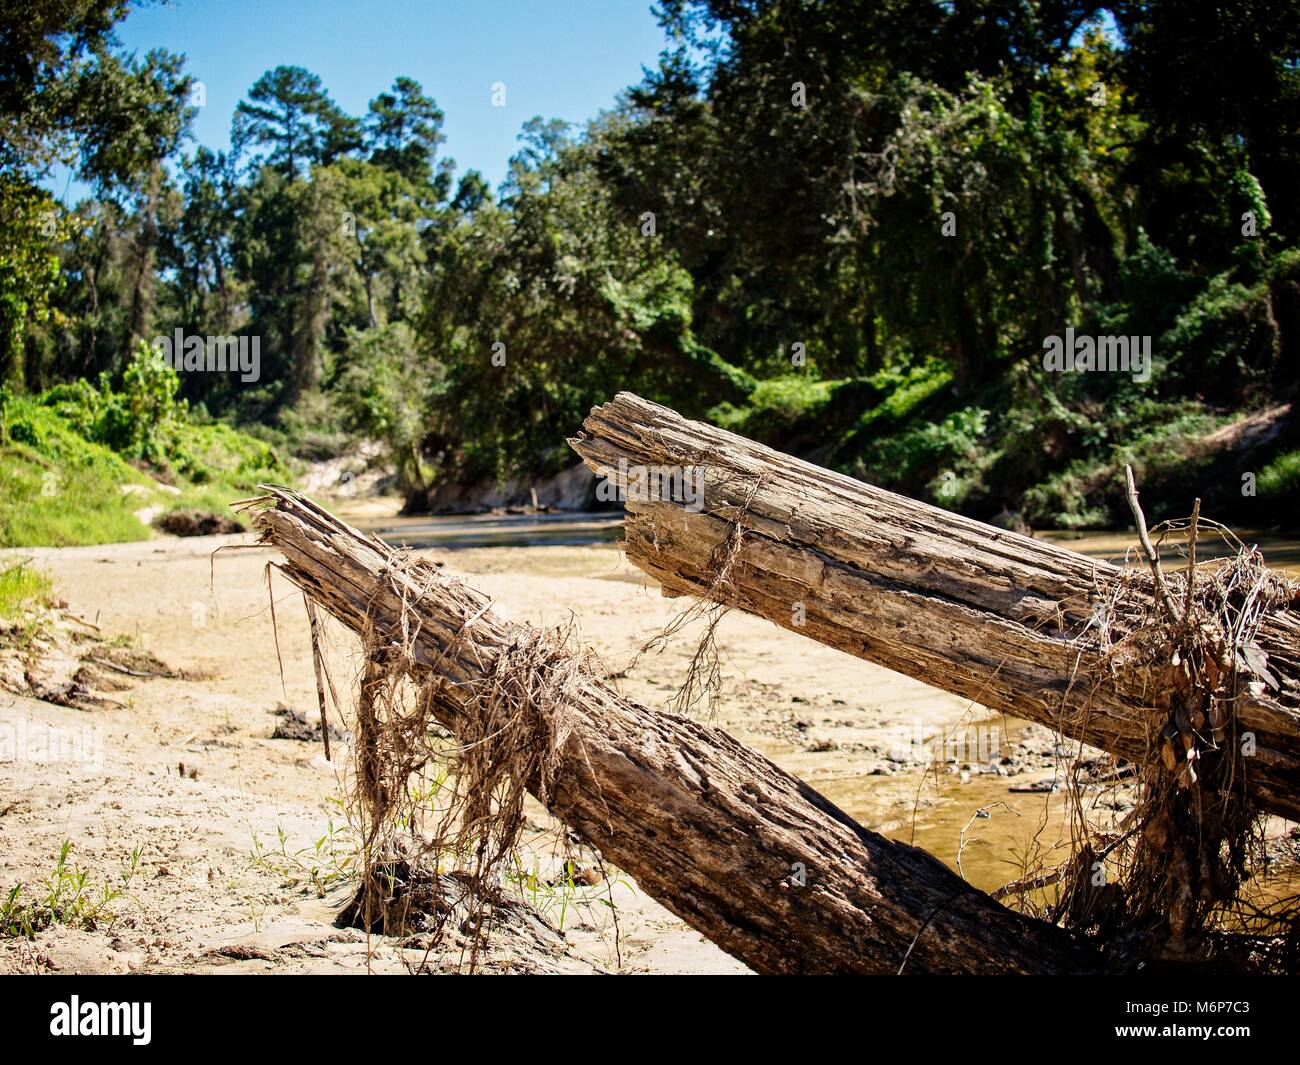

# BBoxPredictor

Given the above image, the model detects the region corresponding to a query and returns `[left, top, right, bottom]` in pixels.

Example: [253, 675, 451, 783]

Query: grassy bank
[0, 347, 289, 548]
[687, 250, 1300, 534]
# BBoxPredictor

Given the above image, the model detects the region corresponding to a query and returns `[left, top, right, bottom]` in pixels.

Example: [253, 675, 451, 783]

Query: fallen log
[249, 487, 1097, 974]
[569, 393, 1300, 823]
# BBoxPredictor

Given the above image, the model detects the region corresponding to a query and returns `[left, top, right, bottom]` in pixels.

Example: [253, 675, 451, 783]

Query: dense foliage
[2, 0, 1296, 533]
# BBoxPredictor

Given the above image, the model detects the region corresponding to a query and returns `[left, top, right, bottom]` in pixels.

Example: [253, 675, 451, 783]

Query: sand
[0, 510, 1124, 975]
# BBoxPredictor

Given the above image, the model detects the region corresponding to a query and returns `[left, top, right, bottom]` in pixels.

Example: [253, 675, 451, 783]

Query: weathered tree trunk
[251, 487, 1097, 975]
[569, 393, 1300, 823]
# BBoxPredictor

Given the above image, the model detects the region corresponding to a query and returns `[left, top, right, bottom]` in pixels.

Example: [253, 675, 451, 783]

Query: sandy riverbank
[4, 506, 1290, 974]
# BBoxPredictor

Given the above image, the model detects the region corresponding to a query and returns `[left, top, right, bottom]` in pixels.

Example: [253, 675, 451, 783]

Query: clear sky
[47, 0, 672, 202]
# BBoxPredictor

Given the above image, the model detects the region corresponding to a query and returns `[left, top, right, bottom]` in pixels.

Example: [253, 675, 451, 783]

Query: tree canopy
[4, 0, 1297, 526]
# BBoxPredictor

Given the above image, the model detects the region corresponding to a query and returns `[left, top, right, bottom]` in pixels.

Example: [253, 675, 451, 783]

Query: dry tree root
[1051, 474, 1300, 967]
[239, 496, 595, 964]
[318, 551, 586, 965]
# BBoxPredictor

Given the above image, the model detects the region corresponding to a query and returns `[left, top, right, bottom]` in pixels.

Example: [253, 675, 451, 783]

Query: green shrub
[709, 375, 840, 441]
[843, 405, 996, 509]
[1258, 450, 1300, 508]
[836, 360, 955, 456]
[0, 559, 50, 621]
[36, 343, 289, 487]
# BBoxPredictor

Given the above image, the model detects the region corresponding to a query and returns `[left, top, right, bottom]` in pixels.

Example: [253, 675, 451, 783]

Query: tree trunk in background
[127, 163, 162, 345]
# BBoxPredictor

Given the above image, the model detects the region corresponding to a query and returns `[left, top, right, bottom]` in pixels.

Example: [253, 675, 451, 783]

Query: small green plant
[0, 840, 140, 939]
[504, 853, 627, 932]
[249, 818, 358, 898]
[1258, 449, 1300, 503]
[0, 558, 50, 626]
[0, 558, 54, 654]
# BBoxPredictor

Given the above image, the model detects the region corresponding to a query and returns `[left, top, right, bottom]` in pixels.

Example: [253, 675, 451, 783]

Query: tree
[1115, 0, 1300, 264]
[233, 66, 358, 179]
[365, 76, 448, 192]
[0, 1, 192, 184]
[415, 119, 748, 489]
[0, 179, 72, 385]
[333, 321, 436, 494]
[237, 165, 352, 403]
[160, 148, 241, 337]
[332, 158, 425, 329]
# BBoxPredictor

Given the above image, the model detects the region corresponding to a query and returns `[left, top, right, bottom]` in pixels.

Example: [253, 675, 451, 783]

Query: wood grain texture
[569, 392, 1300, 823]
[252, 487, 1097, 974]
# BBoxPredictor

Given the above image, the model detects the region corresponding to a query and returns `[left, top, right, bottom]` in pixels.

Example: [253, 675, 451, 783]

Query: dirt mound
[0, 601, 174, 710]
[156, 510, 242, 537]
[270, 703, 350, 744]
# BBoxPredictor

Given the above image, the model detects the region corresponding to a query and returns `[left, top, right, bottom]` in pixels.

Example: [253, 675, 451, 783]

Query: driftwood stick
[1124, 464, 1180, 623]
[248, 485, 1097, 975]
[1185, 497, 1201, 624]
[304, 594, 333, 763]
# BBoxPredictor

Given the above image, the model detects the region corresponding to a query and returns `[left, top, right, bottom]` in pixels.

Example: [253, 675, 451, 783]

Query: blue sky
[47, 0, 672, 202]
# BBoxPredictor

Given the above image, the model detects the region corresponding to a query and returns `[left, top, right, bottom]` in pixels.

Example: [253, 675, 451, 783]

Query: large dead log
[250, 487, 1097, 974]
[569, 393, 1300, 823]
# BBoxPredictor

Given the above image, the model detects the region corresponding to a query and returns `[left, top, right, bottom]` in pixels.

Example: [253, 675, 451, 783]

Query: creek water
[362, 510, 623, 550]
[363, 509, 1300, 575]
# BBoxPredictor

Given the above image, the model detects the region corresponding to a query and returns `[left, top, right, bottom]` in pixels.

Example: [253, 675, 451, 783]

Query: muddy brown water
[1045, 528, 1300, 576]
[827, 526, 1299, 901]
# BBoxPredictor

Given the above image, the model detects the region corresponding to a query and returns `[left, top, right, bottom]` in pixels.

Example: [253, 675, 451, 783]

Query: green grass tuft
[0, 558, 52, 622]
[0, 840, 141, 939]
[1257, 449, 1300, 502]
